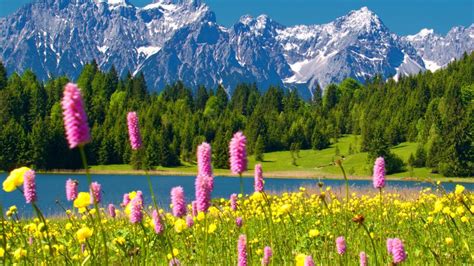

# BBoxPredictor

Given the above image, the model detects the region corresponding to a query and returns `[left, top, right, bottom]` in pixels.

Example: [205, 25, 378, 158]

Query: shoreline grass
[36, 135, 473, 182]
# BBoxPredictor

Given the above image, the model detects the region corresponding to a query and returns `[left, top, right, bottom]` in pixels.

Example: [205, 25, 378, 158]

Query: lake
[0, 173, 472, 217]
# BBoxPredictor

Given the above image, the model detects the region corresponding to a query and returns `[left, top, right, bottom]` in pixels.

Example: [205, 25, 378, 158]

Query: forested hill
[0, 52, 472, 177]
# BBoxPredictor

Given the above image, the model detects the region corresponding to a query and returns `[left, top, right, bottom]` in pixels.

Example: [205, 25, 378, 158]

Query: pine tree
[213, 128, 231, 169]
[0, 60, 7, 90]
[216, 84, 228, 112]
[0, 119, 28, 170]
[195, 85, 209, 111]
[29, 118, 49, 169]
[312, 127, 330, 150]
[254, 135, 265, 162]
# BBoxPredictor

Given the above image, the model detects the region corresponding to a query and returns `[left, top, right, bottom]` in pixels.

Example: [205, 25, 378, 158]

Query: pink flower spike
[127, 112, 143, 150]
[229, 131, 248, 175]
[122, 193, 130, 207]
[336, 236, 346, 255]
[152, 209, 164, 234]
[23, 170, 37, 204]
[262, 246, 272, 266]
[389, 238, 407, 264]
[129, 191, 143, 224]
[171, 186, 186, 217]
[65, 179, 78, 201]
[197, 142, 212, 177]
[387, 238, 394, 254]
[191, 200, 198, 217]
[236, 217, 243, 228]
[373, 157, 386, 189]
[238, 234, 247, 266]
[186, 215, 194, 228]
[108, 204, 116, 218]
[230, 193, 238, 211]
[90, 182, 102, 204]
[304, 256, 315, 266]
[359, 251, 367, 266]
[254, 164, 264, 192]
[61, 83, 91, 149]
[195, 174, 211, 213]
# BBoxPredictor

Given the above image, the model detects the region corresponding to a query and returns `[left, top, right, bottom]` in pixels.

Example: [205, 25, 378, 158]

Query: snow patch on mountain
[137, 46, 161, 58]
[422, 58, 442, 72]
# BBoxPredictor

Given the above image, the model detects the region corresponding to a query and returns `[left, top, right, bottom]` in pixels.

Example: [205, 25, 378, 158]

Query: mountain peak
[239, 14, 254, 25]
[337, 6, 383, 31]
[94, 0, 134, 9]
[405, 28, 435, 41]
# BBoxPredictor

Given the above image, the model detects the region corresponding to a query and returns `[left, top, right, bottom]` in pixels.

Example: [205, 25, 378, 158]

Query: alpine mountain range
[0, 0, 473, 98]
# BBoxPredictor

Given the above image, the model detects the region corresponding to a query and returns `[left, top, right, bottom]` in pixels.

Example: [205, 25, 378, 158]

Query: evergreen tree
[215, 84, 228, 112]
[0, 119, 28, 170]
[195, 85, 209, 111]
[312, 127, 330, 150]
[254, 135, 265, 162]
[213, 128, 231, 169]
[28, 118, 49, 169]
[0, 60, 7, 90]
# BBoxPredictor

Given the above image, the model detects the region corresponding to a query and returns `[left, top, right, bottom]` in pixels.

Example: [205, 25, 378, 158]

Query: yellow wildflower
[0, 248, 4, 258]
[208, 223, 217, 234]
[279, 204, 291, 215]
[295, 254, 307, 266]
[454, 185, 465, 195]
[76, 227, 93, 243]
[74, 192, 91, 209]
[434, 200, 443, 213]
[174, 219, 186, 233]
[196, 212, 205, 222]
[13, 248, 27, 260]
[167, 248, 179, 259]
[309, 229, 320, 238]
[445, 237, 454, 245]
[113, 237, 126, 245]
[65, 223, 73, 230]
[3, 167, 31, 192]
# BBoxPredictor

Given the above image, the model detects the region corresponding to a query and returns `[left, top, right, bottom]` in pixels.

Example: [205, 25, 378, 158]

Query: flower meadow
[0, 83, 473, 265]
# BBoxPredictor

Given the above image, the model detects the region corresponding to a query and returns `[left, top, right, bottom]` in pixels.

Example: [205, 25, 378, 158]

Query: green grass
[87, 135, 458, 179]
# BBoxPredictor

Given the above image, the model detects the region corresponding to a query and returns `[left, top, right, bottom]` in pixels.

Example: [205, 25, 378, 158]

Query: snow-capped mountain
[403, 26, 474, 72]
[0, 0, 472, 98]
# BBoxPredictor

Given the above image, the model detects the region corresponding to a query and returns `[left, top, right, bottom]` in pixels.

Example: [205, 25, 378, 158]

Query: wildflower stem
[145, 170, 158, 211]
[239, 173, 244, 197]
[0, 204, 7, 265]
[337, 161, 349, 239]
[361, 223, 378, 266]
[79, 145, 109, 264]
[203, 212, 209, 265]
[379, 187, 383, 260]
[31, 202, 54, 256]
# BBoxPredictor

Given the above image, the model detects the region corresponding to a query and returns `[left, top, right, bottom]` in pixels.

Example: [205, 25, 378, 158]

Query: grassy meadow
[1, 175, 472, 265]
[88, 135, 451, 180]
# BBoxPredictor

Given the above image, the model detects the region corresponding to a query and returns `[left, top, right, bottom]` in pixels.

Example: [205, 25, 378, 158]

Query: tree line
[0, 52, 472, 176]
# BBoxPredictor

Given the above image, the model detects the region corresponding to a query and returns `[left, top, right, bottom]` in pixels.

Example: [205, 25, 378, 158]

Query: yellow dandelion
[76, 227, 93, 243]
[74, 192, 91, 209]
[445, 237, 454, 245]
[174, 219, 187, 233]
[309, 229, 320, 238]
[3, 167, 31, 192]
[13, 248, 27, 260]
[454, 185, 465, 195]
[208, 223, 217, 234]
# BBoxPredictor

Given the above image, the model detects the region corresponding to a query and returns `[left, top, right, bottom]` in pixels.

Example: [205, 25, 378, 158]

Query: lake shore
[35, 168, 474, 183]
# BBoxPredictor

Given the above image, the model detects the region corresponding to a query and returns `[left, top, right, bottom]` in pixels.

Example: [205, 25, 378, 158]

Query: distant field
[86, 135, 464, 180]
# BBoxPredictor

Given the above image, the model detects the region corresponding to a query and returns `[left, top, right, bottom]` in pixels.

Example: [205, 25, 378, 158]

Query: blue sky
[0, 0, 472, 35]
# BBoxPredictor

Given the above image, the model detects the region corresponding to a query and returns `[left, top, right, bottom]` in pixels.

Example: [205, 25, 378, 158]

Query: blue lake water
[0, 173, 472, 217]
